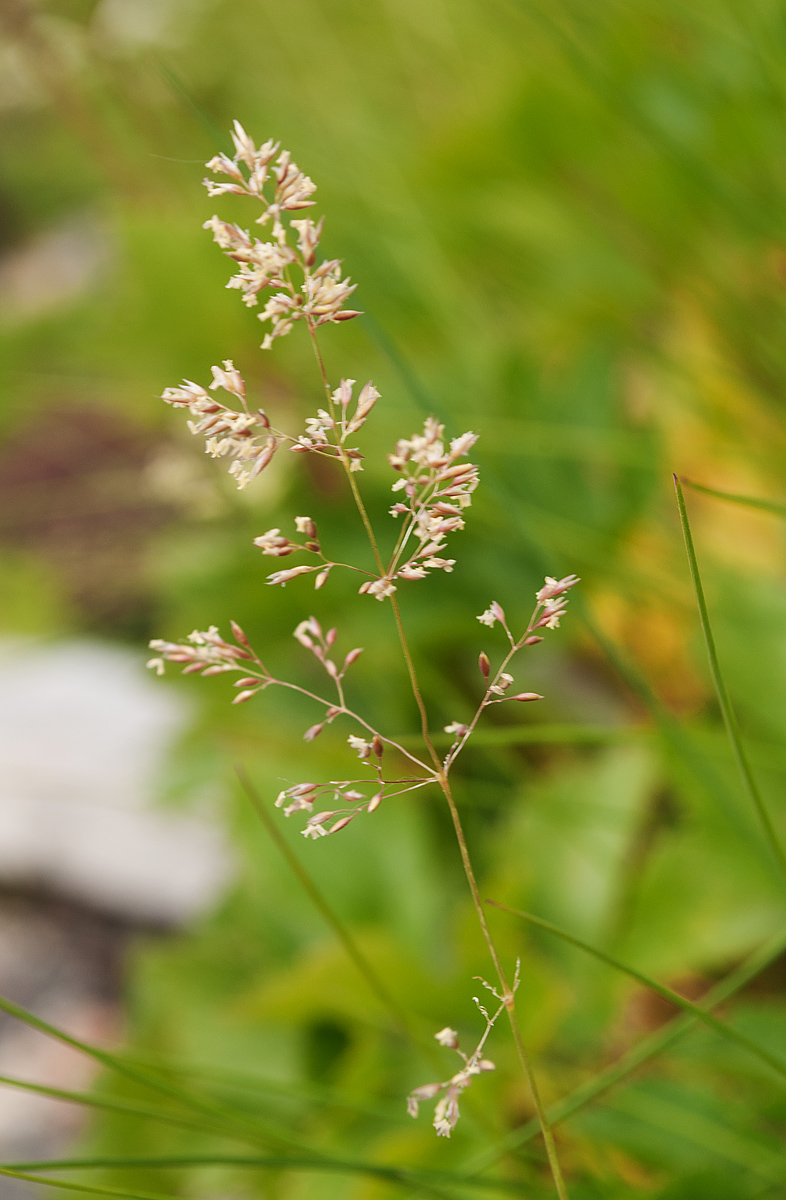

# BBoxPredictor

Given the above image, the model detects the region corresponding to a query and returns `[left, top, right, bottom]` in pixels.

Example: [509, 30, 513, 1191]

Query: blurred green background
[3, 0, 786, 1195]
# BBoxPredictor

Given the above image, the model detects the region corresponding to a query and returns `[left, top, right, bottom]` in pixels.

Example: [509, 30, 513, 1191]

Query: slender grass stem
[385, 546, 567, 1192]
[488, 901, 786, 1085]
[437, 776, 569, 1200]
[306, 325, 570, 1197]
[674, 475, 786, 883]
[389, 596, 442, 768]
[462, 922, 786, 1173]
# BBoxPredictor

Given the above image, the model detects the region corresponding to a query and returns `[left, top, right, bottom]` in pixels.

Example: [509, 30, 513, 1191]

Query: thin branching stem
[306, 326, 570, 1198]
[260, 676, 430, 771]
[390, 597, 442, 767]
[438, 775, 569, 1200]
[445, 603, 542, 771]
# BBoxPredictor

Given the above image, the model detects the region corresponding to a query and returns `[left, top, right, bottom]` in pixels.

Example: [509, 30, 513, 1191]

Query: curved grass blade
[577, 593, 773, 848]
[0, 1156, 529, 1196]
[0, 993, 347, 1155]
[607, 1089, 785, 1184]
[0, 1073, 248, 1139]
[674, 475, 786, 883]
[105, 1051, 409, 1124]
[681, 478, 786, 518]
[488, 901, 786, 1084]
[0, 1169, 173, 1200]
[462, 922, 786, 1174]
[155, 60, 231, 154]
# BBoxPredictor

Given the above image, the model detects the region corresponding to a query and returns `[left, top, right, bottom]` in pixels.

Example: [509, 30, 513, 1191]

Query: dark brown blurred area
[0, 406, 172, 637]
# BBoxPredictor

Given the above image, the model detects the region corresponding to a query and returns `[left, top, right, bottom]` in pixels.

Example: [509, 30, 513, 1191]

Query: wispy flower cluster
[291, 377, 379, 470]
[275, 762, 433, 840]
[352, 418, 479, 601]
[160, 363, 380, 492]
[248, 411, 479, 598]
[292, 615, 364, 706]
[477, 575, 580, 634]
[160, 361, 277, 490]
[276, 780, 382, 838]
[203, 121, 360, 348]
[252, 518, 335, 590]
[407, 970, 518, 1137]
[146, 622, 268, 702]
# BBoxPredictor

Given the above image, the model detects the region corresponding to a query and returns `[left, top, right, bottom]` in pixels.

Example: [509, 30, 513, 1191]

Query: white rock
[0, 640, 233, 923]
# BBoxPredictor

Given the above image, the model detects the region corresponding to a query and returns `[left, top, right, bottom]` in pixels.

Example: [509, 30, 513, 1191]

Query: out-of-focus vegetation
[3, 0, 786, 1195]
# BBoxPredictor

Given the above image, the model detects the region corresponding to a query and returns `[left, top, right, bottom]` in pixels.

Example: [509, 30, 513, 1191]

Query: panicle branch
[406, 966, 519, 1138]
[148, 615, 434, 838]
[442, 576, 580, 771]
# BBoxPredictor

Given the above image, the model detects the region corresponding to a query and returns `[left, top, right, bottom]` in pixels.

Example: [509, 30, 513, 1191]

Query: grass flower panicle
[148, 123, 577, 1195]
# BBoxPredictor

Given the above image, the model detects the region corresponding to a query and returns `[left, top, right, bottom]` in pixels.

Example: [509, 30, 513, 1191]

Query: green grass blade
[0, 1073, 245, 1138]
[577, 593, 771, 848]
[104, 1053, 409, 1124]
[462, 922, 786, 1174]
[0, 1169, 175, 1200]
[681, 478, 786, 518]
[155, 60, 231, 154]
[0, 1156, 529, 1196]
[360, 311, 439, 419]
[488, 901, 786, 1084]
[0, 992, 345, 1155]
[607, 1089, 785, 1183]
[674, 475, 786, 883]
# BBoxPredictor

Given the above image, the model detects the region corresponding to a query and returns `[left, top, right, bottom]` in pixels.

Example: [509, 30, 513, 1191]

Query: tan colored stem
[437, 773, 569, 1200]
[307, 325, 569, 1197]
